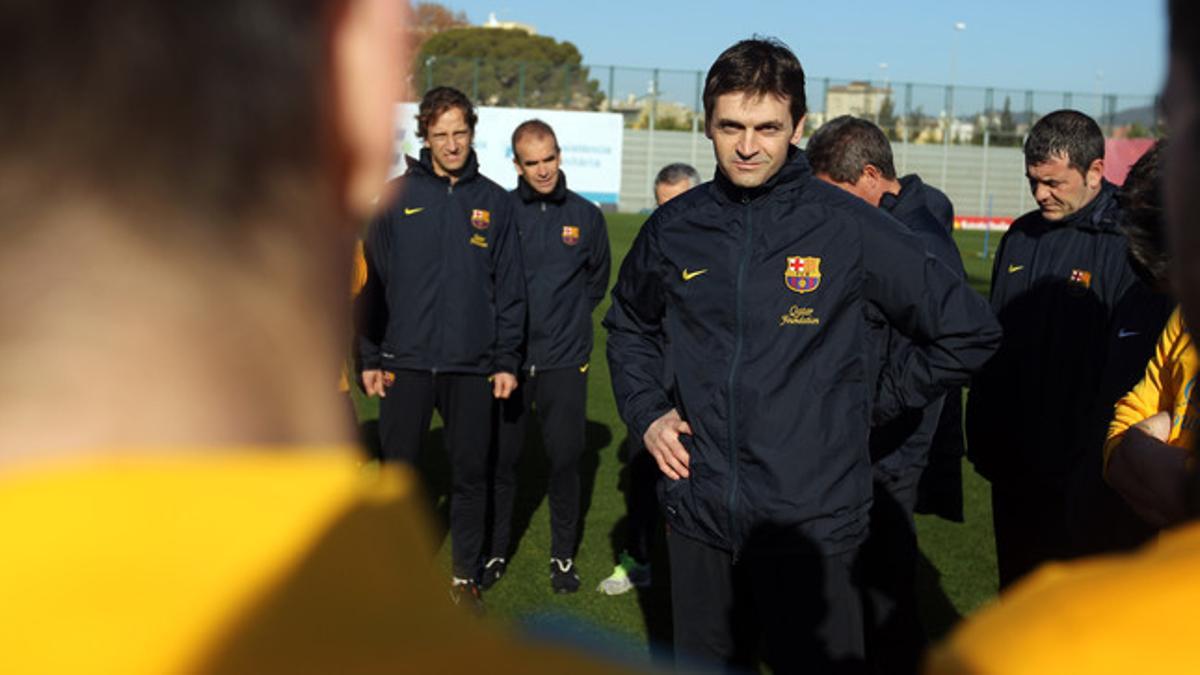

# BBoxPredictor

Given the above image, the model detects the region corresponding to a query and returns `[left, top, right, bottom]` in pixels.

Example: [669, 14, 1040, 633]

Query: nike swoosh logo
[1008, 265, 1025, 273]
[681, 268, 708, 281]
[1118, 329, 1140, 339]
[404, 207, 424, 216]
[579, 363, 590, 373]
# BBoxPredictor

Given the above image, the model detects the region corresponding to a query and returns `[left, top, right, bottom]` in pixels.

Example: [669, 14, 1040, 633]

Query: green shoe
[596, 552, 650, 595]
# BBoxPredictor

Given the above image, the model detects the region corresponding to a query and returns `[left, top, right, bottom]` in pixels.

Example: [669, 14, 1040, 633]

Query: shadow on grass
[607, 435, 674, 665]
[916, 551, 963, 641]
[361, 413, 612, 567]
[490, 416, 611, 559]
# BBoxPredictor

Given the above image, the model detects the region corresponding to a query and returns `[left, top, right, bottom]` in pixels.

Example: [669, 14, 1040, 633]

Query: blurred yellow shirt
[926, 520, 1200, 674]
[0, 449, 635, 674]
[1104, 307, 1198, 470]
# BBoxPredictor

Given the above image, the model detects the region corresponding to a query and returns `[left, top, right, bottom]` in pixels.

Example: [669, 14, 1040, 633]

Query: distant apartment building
[482, 11, 535, 35]
[825, 81, 892, 119]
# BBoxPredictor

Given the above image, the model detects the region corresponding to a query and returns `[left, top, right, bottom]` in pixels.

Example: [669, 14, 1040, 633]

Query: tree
[994, 95, 1021, 147]
[417, 27, 604, 110]
[1126, 122, 1151, 139]
[877, 95, 898, 140]
[906, 105, 926, 141]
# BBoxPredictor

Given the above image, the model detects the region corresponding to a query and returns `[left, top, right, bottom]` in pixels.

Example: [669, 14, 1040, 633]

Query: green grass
[354, 215, 1002, 657]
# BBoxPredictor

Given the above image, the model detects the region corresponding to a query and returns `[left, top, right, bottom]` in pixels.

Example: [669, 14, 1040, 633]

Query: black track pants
[490, 366, 587, 560]
[378, 369, 492, 579]
[667, 530, 866, 674]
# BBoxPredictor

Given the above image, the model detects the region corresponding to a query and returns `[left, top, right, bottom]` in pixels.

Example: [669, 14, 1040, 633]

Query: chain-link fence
[416, 57, 1161, 215]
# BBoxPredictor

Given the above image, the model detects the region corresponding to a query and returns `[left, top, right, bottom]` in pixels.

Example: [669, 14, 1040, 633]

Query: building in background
[826, 81, 893, 119]
[482, 12, 536, 35]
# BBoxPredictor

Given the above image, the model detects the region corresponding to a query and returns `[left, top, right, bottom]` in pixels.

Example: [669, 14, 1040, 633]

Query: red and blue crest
[784, 256, 821, 294]
[471, 209, 491, 230]
[562, 225, 580, 246]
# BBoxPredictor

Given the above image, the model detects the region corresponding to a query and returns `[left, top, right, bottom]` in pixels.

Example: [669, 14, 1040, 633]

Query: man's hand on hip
[491, 372, 518, 399]
[644, 408, 693, 480]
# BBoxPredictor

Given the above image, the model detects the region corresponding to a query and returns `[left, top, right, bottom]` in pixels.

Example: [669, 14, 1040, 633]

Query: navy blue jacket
[511, 173, 611, 372]
[356, 149, 526, 376]
[966, 181, 1151, 483]
[604, 150, 1001, 556]
[871, 175, 968, 482]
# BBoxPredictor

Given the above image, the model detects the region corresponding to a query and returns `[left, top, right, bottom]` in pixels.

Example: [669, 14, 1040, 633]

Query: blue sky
[442, 1, 1166, 100]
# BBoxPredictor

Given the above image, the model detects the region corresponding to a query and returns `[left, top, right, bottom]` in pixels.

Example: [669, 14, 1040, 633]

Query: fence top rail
[419, 54, 1157, 100]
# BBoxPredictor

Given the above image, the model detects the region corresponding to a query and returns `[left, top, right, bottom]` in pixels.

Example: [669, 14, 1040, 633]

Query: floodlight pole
[941, 21, 966, 190]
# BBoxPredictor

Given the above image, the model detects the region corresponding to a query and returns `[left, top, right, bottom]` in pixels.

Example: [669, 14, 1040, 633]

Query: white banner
[392, 104, 624, 205]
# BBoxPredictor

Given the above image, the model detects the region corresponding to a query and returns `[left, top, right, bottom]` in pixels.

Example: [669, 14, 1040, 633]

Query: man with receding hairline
[966, 109, 1170, 589]
[808, 114, 968, 674]
[927, 10, 1200, 666]
[653, 162, 701, 206]
[481, 118, 610, 594]
[605, 37, 998, 671]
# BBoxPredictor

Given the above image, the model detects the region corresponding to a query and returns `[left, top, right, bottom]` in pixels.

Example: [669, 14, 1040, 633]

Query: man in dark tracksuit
[356, 87, 526, 608]
[481, 120, 611, 594]
[605, 39, 1001, 673]
[966, 110, 1168, 589]
[807, 115, 969, 675]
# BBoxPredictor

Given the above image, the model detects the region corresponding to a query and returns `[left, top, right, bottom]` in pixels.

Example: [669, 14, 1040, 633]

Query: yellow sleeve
[1104, 308, 1182, 469]
[350, 239, 368, 298]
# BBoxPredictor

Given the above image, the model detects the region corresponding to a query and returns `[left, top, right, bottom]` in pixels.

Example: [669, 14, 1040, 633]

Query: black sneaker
[449, 579, 485, 615]
[479, 557, 507, 591]
[550, 557, 581, 594]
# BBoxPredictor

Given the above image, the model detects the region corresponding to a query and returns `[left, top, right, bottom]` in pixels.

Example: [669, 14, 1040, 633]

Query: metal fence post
[472, 58, 480, 102]
[518, 62, 525, 107]
[607, 66, 614, 111]
[1017, 133, 1029, 215]
[691, 70, 701, 168]
[646, 68, 659, 209]
[940, 84, 953, 190]
[562, 63, 570, 107]
[978, 128, 990, 215]
[901, 82, 912, 174]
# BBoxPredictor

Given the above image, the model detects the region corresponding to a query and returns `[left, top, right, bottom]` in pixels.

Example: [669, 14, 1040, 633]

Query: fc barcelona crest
[562, 225, 580, 246]
[1069, 268, 1092, 289]
[785, 256, 821, 294]
[471, 209, 491, 230]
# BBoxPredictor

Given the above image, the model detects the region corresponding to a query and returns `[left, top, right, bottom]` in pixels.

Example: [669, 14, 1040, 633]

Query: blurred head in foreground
[0, 0, 411, 458]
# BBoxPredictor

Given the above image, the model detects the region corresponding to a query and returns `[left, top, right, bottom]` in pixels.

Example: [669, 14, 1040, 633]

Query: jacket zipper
[727, 195, 752, 562]
[433, 181, 453, 375]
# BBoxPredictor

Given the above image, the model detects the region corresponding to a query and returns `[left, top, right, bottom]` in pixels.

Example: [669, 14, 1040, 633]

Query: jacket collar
[516, 171, 569, 204]
[710, 145, 810, 205]
[1057, 179, 1120, 232]
[407, 147, 481, 184]
[880, 174, 925, 216]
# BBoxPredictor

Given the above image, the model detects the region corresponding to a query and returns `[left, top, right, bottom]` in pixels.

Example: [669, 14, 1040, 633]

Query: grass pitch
[353, 216, 1003, 658]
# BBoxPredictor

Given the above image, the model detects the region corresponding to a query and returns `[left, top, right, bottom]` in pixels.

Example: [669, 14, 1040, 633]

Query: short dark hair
[511, 119, 559, 161]
[806, 116, 896, 183]
[1118, 141, 1169, 286]
[417, 86, 477, 140]
[703, 38, 807, 128]
[1024, 110, 1105, 175]
[0, 0, 328, 220]
[654, 163, 701, 188]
